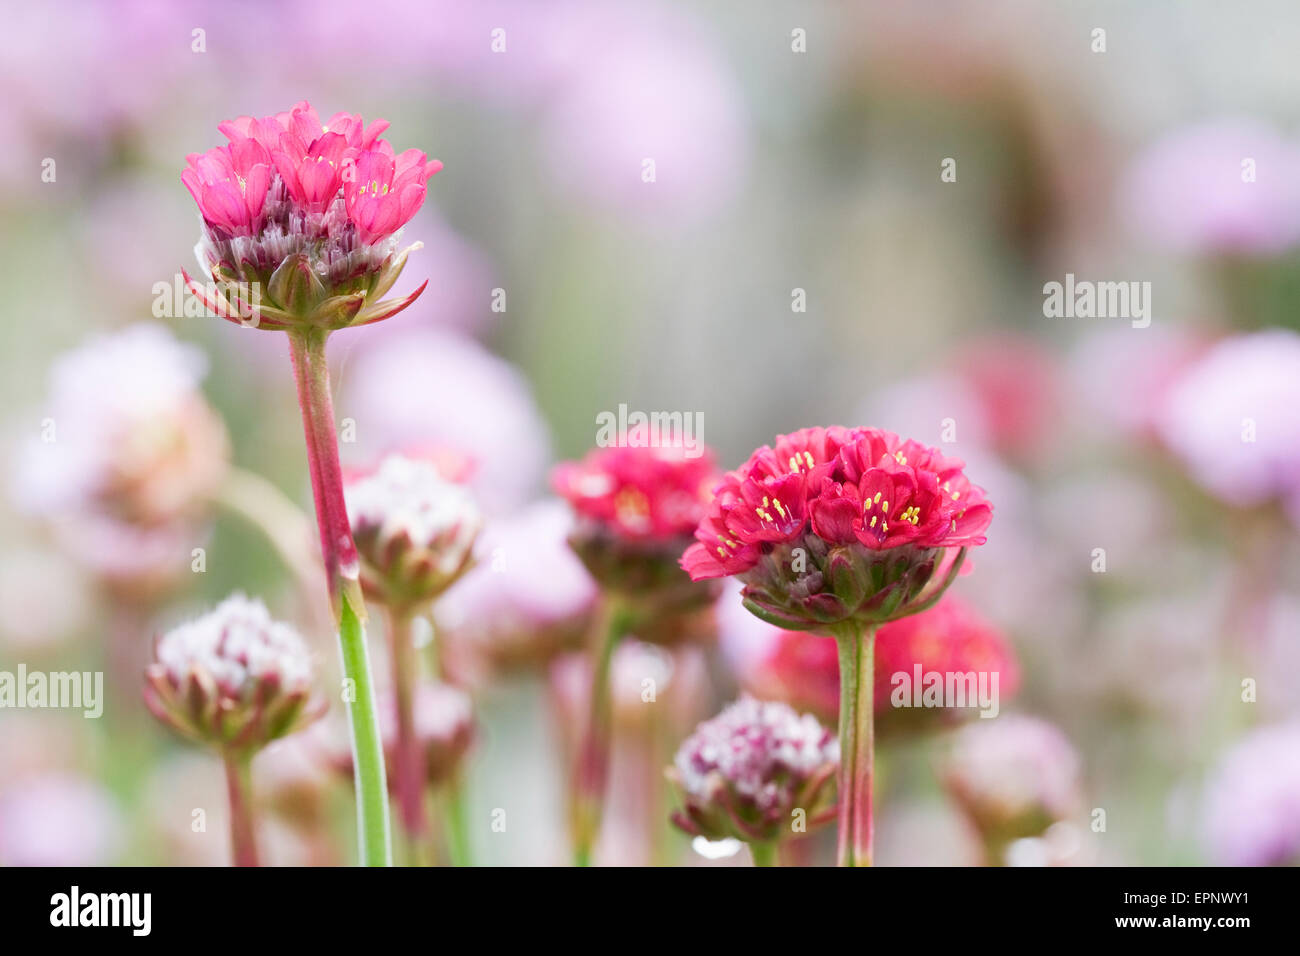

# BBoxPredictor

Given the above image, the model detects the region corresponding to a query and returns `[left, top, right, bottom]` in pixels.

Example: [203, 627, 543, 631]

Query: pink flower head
[1121, 118, 1300, 257]
[344, 147, 442, 244]
[553, 435, 718, 543]
[182, 101, 441, 331]
[143, 594, 325, 755]
[942, 715, 1082, 848]
[683, 426, 991, 632]
[667, 696, 838, 844]
[181, 143, 272, 237]
[553, 434, 721, 615]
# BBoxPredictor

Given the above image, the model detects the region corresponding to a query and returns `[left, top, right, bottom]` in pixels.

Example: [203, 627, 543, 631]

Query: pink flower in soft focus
[344, 453, 483, 609]
[942, 715, 1082, 851]
[1068, 324, 1208, 441]
[144, 594, 324, 755]
[729, 595, 1020, 735]
[553, 438, 718, 543]
[0, 774, 121, 866]
[182, 100, 440, 331]
[667, 697, 838, 844]
[341, 329, 552, 514]
[683, 426, 991, 631]
[344, 147, 442, 244]
[1202, 722, 1300, 866]
[182, 143, 273, 237]
[554, 435, 721, 612]
[540, 2, 748, 225]
[9, 323, 228, 596]
[861, 336, 1062, 462]
[1121, 118, 1300, 256]
[1156, 329, 1300, 509]
[438, 500, 598, 682]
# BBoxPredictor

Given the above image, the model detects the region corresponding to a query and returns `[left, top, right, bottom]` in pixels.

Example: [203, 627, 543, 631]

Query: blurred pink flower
[340, 329, 551, 514]
[0, 774, 121, 866]
[1067, 325, 1207, 441]
[1121, 119, 1300, 256]
[539, 2, 748, 225]
[1203, 722, 1300, 866]
[942, 715, 1082, 852]
[438, 500, 598, 681]
[1156, 329, 1300, 508]
[10, 323, 228, 594]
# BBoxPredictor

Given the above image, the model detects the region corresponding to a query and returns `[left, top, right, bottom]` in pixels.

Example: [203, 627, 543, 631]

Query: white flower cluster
[346, 454, 482, 559]
[674, 697, 838, 813]
[156, 594, 313, 697]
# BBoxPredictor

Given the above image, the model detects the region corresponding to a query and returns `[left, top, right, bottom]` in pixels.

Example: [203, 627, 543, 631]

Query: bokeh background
[3, 0, 1300, 866]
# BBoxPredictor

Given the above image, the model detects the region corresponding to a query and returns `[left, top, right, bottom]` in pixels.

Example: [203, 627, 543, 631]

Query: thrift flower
[144, 593, 324, 866]
[183, 100, 440, 332]
[1156, 329, 1300, 510]
[1202, 722, 1300, 866]
[683, 426, 990, 631]
[942, 715, 1082, 864]
[177, 101, 443, 865]
[685, 425, 993, 867]
[11, 323, 228, 594]
[668, 697, 838, 860]
[553, 435, 720, 866]
[345, 453, 483, 610]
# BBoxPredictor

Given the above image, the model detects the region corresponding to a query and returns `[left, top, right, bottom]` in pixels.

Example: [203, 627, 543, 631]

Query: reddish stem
[388, 607, 429, 858]
[223, 752, 260, 867]
[287, 328, 361, 616]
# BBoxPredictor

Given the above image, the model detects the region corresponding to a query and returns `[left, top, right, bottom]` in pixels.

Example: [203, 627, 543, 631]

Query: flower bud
[345, 454, 482, 610]
[942, 715, 1082, 850]
[144, 594, 324, 755]
[553, 440, 721, 632]
[667, 697, 838, 844]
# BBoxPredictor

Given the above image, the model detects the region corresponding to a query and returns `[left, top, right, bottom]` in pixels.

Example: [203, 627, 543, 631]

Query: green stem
[571, 598, 632, 867]
[223, 751, 260, 867]
[443, 773, 473, 867]
[834, 625, 876, 867]
[340, 590, 392, 866]
[287, 327, 391, 867]
[750, 841, 778, 867]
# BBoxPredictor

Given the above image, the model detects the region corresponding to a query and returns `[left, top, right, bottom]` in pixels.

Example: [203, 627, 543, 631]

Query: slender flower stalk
[832, 624, 874, 866]
[682, 426, 992, 866]
[343, 452, 481, 863]
[143, 594, 324, 868]
[570, 599, 635, 867]
[223, 752, 259, 867]
[386, 606, 427, 862]
[750, 842, 777, 867]
[288, 328, 391, 866]
[180, 102, 443, 866]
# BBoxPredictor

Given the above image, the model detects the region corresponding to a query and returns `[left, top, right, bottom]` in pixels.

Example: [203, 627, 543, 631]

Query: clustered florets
[182, 101, 441, 331]
[144, 594, 323, 754]
[345, 454, 482, 609]
[553, 439, 720, 620]
[683, 426, 992, 631]
[668, 696, 838, 843]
